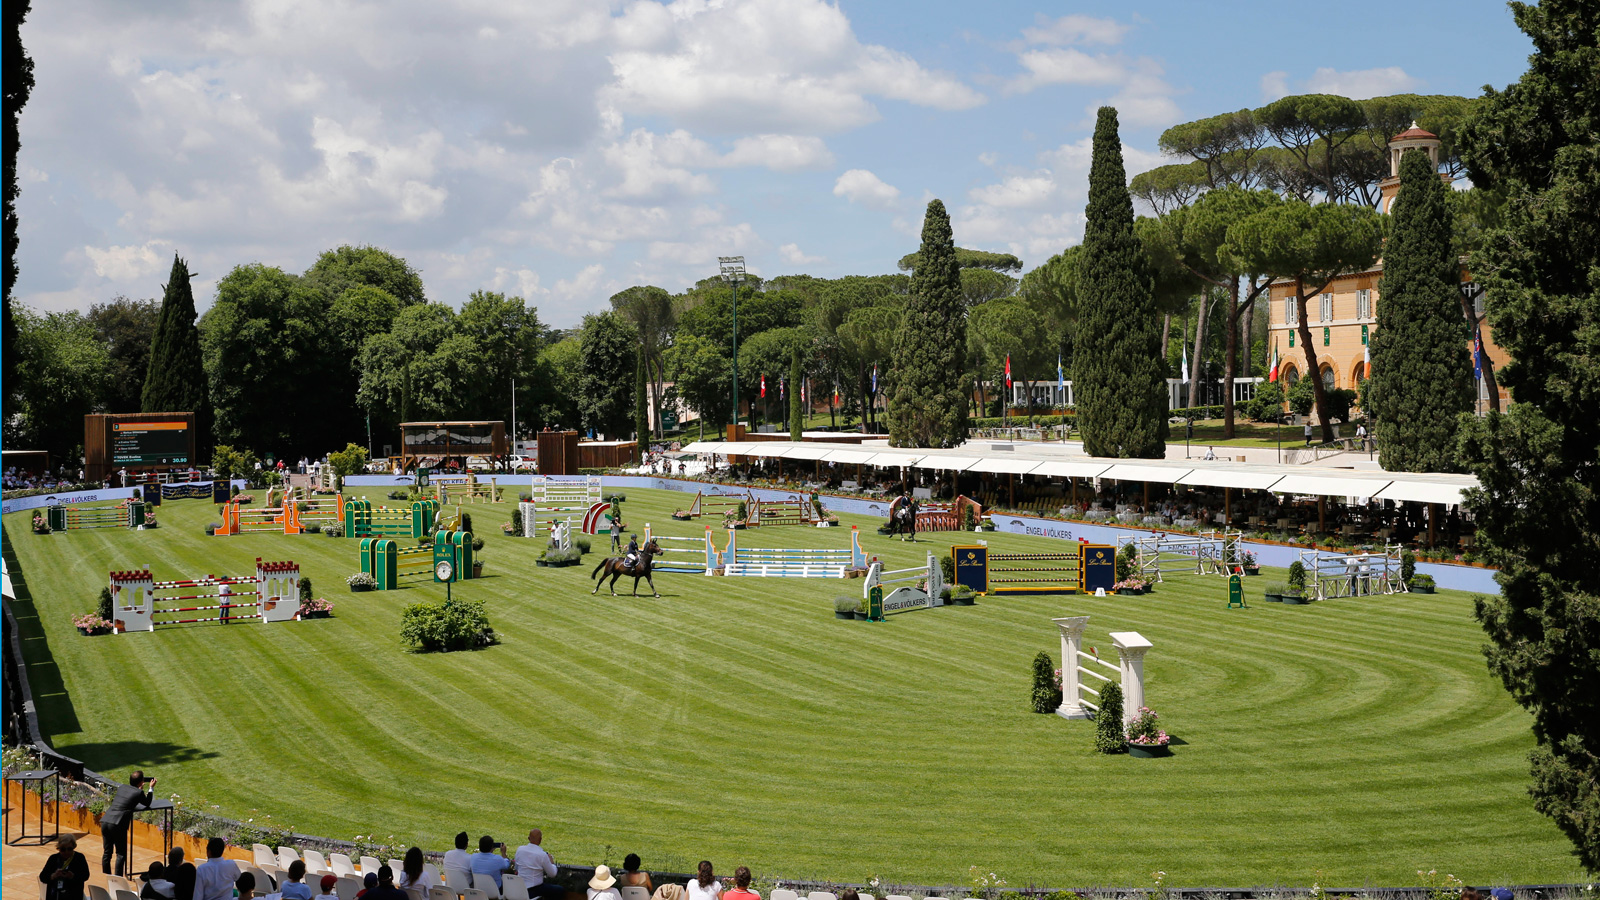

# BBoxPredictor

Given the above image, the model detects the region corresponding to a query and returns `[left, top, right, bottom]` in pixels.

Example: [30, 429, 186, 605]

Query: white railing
[1051, 617, 1153, 726]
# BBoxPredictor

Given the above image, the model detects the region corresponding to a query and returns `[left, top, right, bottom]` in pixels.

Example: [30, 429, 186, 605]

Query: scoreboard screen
[111, 420, 191, 466]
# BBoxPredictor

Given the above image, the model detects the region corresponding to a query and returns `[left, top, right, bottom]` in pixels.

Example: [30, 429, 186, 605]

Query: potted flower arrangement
[1282, 560, 1309, 604]
[323, 521, 344, 538]
[950, 584, 977, 605]
[1409, 573, 1436, 594]
[1113, 578, 1145, 597]
[297, 597, 334, 619]
[1241, 550, 1259, 575]
[347, 572, 377, 593]
[72, 614, 113, 636]
[1125, 706, 1171, 757]
[853, 598, 870, 620]
[31, 514, 50, 535]
[1262, 582, 1287, 603]
[833, 595, 857, 620]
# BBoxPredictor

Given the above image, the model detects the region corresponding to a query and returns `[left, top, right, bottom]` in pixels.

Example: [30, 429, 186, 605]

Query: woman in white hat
[589, 866, 625, 900]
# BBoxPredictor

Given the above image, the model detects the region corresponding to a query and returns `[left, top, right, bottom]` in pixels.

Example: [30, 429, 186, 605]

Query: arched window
[1321, 365, 1337, 390]
[1284, 368, 1299, 385]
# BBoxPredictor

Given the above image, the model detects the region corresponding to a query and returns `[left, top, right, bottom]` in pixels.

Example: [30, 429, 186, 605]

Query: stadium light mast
[719, 256, 746, 433]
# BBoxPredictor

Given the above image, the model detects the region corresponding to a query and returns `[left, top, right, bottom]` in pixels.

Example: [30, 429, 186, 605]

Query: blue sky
[14, 0, 1531, 328]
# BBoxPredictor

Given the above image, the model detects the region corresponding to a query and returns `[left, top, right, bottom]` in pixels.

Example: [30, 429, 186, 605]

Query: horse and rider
[591, 535, 664, 597]
[886, 491, 920, 542]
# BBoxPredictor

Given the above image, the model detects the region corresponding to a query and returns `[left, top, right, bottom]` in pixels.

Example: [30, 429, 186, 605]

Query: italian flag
[1268, 340, 1280, 382]
[1004, 355, 1013, 388]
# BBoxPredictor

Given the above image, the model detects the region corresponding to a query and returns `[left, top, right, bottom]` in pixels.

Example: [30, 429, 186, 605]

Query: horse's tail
[591, 558, 610, 580]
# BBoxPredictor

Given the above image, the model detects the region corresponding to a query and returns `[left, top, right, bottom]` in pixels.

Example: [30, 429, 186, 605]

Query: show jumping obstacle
[342, 499, 438, 539]
[641, 524, 718, 575]
[433, 475, 500, 504]
[217, 500, 292, 536]
[861, 552, 944, 614]
[359, 531, 475, 590]
[887, 495, 983, 532]
[1298, 543, 1407, 600]
[282, 488, 343, 530]
[672, 490, 750, 521]
[720, 526, 868, 577]
[951, 541, 1116, 595]
[746, 494, 816, 527]
[108, 559, 300, 632]
[1052, 616, 1153, 726]
[521, 475, 610, 539]
[46, 501, 146, 531]
[1116, 529, 1240, 582]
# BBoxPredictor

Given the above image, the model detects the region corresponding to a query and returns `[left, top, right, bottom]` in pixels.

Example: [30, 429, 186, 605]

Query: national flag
[833, 386, 839, 405]
[1057, 354, 1064, 391]
[871, 364, 878, 394]
[1180, 335, 1189, 383]
[779, 376, 785, 399]
[760, 374, 766, 398]
[1004, 355, 1013, 388]
[1268, 340, 1280, 382]
[1473, 328, 1483, 381]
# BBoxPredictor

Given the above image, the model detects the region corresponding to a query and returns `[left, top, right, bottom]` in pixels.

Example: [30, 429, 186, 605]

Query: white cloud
[84, 240, 171, 282]
[778, 242, 824, 265]
[1007, 47, 1127, 93]
[1020, 14, 1129, 47]
[1260, 70, 1290, 102]
[720, 135, 835, 171]
[605, 0, 983, 134]
[1304, 66, 1424, 99]
[833, 169, 901, 210]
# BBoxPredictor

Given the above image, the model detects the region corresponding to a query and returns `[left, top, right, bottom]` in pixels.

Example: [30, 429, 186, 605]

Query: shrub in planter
[1263, 582, 1287, 602]
[97, 587, 115, 622]
[833, 595, 857, 619]
[509, 508, 524, 536]
[1030, 650, 1062, 713]
[472, 537, 486, 552]
[1241, 550, 1259, 573]
[1115, 543, 1138, 583]
[298, 576, 314, 603]
[1401, 550, 1417, 583]
[205, 523, 220, 536]
[575, 536, 591, 555]
[1287, 560, 1307, 595]
[940, 554, 956, 586]
[323, 522, 344, 538]
[400, 596, 498, 652]
[346, 572, 377, 592]
[1410, 573, 1436, 593]
[1093, 681, 1126, 754]
[304, 523, 321, 534]
[950, 585, 976, 605]
[388, 489, 410, 500]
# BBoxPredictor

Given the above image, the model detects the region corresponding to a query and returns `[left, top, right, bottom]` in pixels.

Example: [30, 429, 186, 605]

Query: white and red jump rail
[108, 559, 300, 633]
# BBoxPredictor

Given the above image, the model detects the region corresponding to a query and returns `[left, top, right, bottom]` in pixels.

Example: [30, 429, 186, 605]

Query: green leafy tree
[1074, 107, 1167, 458]
[970, 297, 1050, 414]
[897, 247, 1022, 274]
[577, 312, 636, 438]
[888, 200, 967, 447]
[210, 445, 259, 481]
[1286, 375, 1316, 417]
[1367, 148, 1473, 472]
[838, 305, 901, 429]
[302, 245, 426, 307]
[4, 0, 33, 396]
[142, 255, 212, 447]
[357, 303, 475, 427]
[533, 336, 582, 431]
[1221, 201, 1383, 441]
[456, 290, 547, 434]
[611, 285, 677, 438]
[326, 442, 369, 490]
[1456, 0, 1600, 870]
[202, 263, 334, 456]
[666, 334, 731, 439]
[88, 297, 160, 414]
[7, 307, 110, 454]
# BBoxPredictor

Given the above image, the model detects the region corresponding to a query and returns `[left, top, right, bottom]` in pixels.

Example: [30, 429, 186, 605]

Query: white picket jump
[860, 552, 944, 614]
[1052, 616, 1153, 726]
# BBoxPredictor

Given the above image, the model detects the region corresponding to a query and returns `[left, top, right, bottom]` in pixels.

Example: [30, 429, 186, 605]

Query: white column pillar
[1053, 616, 1091, 719]
[1111, 631, 1153, 726]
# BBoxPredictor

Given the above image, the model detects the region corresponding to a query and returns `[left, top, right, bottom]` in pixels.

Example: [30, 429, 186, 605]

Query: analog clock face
[435, 560, 454, 581]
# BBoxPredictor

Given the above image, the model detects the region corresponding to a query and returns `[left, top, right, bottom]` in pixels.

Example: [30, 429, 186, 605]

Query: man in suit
[100, 770, 155, 876]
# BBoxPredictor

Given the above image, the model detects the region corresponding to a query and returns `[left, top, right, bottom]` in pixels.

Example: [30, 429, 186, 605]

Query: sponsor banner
[2, 489, 138, 516]
[883, 592, 929, 614]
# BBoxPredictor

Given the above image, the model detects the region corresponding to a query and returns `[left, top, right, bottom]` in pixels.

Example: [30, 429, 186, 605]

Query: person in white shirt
[443, 832, 472, 880]
[513, 829, 561, 900]
[194, 839, 241, 900]
[685, 861, 722, 900]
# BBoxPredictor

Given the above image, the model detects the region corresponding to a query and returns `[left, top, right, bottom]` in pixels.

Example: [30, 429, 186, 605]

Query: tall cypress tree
[142, 254, 211, 448]
[1457, 0, 1600, 868]
[634, 347, 649, 462]
[789, 348, 803, 441]
[1074, 107, 1166, 458]
[888, 200, 967, 448]
[1368, 148, 1472, 472]
[4, 1, 34, 395]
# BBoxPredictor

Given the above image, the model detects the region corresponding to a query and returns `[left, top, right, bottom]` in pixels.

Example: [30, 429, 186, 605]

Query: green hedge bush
[400, 597, 498, 652]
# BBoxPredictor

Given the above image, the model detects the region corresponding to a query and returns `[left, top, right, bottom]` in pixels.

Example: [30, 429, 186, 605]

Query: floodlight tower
[719, 256, 746, 431]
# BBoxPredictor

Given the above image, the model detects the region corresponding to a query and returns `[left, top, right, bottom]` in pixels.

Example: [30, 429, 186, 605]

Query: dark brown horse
[590, 539, 664, 597]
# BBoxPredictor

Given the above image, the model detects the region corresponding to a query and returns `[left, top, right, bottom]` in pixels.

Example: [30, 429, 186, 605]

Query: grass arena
[2, 485, 1581, 885]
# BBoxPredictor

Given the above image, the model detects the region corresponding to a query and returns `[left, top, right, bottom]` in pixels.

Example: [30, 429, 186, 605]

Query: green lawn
[2, 488, 1581, 887]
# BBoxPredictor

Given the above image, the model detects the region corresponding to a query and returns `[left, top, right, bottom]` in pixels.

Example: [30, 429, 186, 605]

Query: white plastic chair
[446, 869, 474, 893]
[105, 877, 134, 896]
[473, 873, 503, 898]
[389, 860, 406, 877]
[361, 857, 384, 877]
[261, 865, 286, 889]
[771, 890, 799, 900]
[243, 866, 272, 892]
[886, 894, 916, 900]
[331, 854, 359, 879]
[405, 890, 426, 900]
[423, 864, 442, 884]
[303, 850, 332, 874]
[114, 890, 141, 900]
[857, 894, 876, 900]
[808, 892, 838, 900]
[253, 844, 278, 869]
[503, 875, 530, 900]
[622, 887, 651, 900]
[430, 887, 459, 900]
[278, 847, 303, 871]
[86, 886, 112, 900]
[463, 889, 491, 900]
[335, 876, 364, 900]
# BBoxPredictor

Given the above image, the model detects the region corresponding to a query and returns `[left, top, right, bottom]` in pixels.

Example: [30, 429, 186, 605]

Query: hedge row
[969, 414, 1077, 428]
